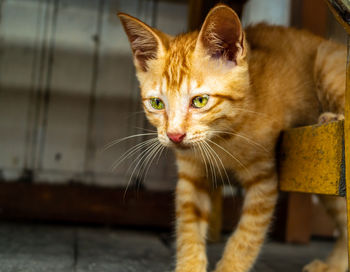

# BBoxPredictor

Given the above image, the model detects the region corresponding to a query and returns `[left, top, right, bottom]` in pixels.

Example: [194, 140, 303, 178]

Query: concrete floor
[0, 222, 333, 272]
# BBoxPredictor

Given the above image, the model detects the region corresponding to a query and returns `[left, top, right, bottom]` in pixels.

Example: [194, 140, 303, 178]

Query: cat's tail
[314, 40, 346, 114]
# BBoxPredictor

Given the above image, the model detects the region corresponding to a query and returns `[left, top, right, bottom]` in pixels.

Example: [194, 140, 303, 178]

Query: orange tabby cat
[118, 4, 347, 272]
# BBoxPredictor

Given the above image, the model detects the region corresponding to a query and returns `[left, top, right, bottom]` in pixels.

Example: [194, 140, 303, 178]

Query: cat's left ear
[195, 4, 246, 64]
[118, 13, 168, 72]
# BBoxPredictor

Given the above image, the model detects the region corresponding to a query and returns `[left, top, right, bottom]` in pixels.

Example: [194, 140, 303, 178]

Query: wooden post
[345, 35, 350, 270]
[291, 0, 329, 37]
[208, 186, 223, 242]
[317, 1, 350, 265]
[285, 193, 312, 243]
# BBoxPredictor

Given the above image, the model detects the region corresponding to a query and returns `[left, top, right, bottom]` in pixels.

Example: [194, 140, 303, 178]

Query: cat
[118, 4, 347, 272]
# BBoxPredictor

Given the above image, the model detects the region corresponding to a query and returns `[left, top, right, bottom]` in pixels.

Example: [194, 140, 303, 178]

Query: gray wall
[0, 0, 187, 190]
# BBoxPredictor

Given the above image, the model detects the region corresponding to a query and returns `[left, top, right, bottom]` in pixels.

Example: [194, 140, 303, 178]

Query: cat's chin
[174, 144, 191, 150]
[167, 142, 192, 150]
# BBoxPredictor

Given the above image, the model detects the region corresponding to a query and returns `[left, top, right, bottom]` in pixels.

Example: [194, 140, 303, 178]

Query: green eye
[192, 95, 209, 108]
[150, 98, 165, 110]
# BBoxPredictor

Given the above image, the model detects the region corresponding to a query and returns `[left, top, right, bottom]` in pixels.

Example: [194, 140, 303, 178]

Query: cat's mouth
[159, 132, 208, 150]
[162, 139, 191, 150]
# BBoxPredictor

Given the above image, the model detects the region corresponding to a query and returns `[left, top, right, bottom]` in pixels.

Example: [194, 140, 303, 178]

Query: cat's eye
[192, 95, 209, 108]
[149, 97, 165, 110]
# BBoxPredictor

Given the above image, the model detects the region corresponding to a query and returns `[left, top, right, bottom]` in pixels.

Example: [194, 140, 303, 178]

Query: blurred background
[0, 0, 348, 251]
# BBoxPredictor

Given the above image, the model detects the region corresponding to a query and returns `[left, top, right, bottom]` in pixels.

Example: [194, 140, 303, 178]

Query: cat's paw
[318, 112, 344, 124]
[302, 260, 342, 272]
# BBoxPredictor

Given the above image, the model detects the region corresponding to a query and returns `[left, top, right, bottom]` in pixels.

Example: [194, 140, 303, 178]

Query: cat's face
[119, 5, 249, 149]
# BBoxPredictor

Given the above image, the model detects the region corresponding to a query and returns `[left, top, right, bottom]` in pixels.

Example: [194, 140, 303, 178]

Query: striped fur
[119, 4, 347, 272]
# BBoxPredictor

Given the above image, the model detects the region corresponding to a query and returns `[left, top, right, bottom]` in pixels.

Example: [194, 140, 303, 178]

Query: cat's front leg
[214, 162, 278, 272]
[175, 153, 211, 272]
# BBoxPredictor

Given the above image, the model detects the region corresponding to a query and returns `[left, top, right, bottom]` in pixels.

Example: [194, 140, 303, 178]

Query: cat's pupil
[198, 97, 202, 103]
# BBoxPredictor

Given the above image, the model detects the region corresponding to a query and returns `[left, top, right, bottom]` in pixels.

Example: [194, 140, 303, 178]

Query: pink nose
[167, 133, 186, 143]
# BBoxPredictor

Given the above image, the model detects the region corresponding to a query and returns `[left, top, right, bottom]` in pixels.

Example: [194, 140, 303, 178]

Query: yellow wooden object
[279, 120, 345, 196]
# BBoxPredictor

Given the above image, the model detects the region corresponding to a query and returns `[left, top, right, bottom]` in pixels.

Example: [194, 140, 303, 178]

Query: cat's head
[118, 4, 250, 150]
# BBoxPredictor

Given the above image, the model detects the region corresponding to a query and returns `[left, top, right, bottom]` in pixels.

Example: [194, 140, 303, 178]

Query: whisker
[138, 143, 164, 182]
[199, 141, 216, 188]
[211, 130, 269, 152]
[133, 143, 158, 183]
[111, 138, 158, 171]
[133, 126, 157, 133]
[232, 107, 278, 122]
[206, 138, 250, 177]
[103, 133, 158, 151]
[198, 141, 217, 189]
[194, 142, 209, 180]
[203, 141, 223, 181]
[200, 141, 216, 186]
[203, 140, 234, 196]
[135, 141, 162, 180]
[123, 140, 160, 198]
[202, 140, 223, 189]
[125, 140, 159, 176]
[123, 111, 146, 120]
[156, 145, 166, 165]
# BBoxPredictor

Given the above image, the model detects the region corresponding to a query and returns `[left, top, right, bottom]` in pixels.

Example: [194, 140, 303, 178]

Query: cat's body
[118, 4, 347, 272]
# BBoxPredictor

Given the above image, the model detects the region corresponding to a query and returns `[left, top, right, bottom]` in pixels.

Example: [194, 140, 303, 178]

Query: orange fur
[119, 4, 347, 272]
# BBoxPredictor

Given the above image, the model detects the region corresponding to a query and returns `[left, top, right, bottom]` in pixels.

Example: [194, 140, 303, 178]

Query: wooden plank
[278, 120, 345, 196]
[0, 182, 173, 228]
[285, 193, 312, 243]
[0, 182, 244, 231]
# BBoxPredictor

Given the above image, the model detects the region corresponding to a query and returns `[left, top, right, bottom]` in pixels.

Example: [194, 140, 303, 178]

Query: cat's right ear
[195, 4, 246, 65]
[118, 13, 167, 72]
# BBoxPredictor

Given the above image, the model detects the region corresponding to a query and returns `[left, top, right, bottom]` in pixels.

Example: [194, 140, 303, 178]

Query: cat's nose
[167, 133, 186, 143]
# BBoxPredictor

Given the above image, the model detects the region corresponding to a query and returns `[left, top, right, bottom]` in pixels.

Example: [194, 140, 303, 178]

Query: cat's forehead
[161, 32, 198, 92]
[144, 76, 203, 98]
